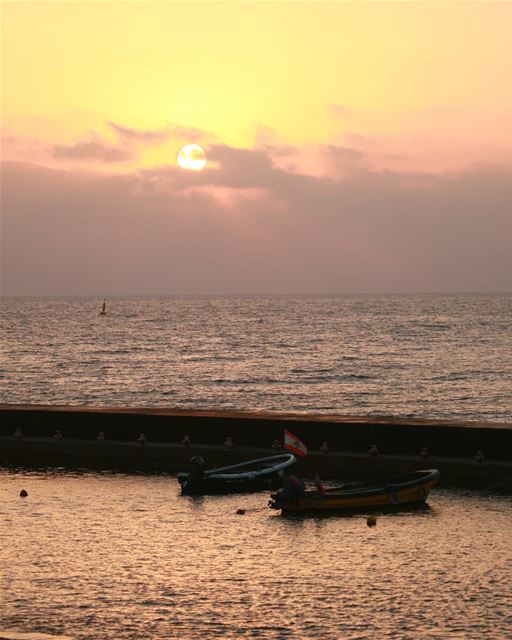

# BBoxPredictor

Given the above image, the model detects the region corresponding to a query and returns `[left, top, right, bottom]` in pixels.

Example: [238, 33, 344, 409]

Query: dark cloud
[1, 154, 511, 295]
[53, 140, 132, 162]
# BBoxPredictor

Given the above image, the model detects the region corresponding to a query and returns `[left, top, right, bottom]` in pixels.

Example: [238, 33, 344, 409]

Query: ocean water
[1, 295, 511, 422]
[0, 469, 511, 640]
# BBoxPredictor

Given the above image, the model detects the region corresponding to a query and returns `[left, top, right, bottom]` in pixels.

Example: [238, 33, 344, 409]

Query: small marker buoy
[20, 489, 28, 497]
[236, 509, 246, 515]
[367, 515, 377, 527]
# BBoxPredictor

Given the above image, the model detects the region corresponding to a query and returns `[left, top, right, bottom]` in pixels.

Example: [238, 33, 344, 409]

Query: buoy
[20, 489, 28, 497]
[367, 515, 377, 527]
[236, 509, 246, 515]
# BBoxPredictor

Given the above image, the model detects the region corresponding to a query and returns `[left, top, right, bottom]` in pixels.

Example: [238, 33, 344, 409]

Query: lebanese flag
[284, 430, 307, 458]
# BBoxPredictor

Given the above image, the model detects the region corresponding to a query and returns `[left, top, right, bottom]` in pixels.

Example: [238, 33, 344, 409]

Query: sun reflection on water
[1, 469, 511, 640]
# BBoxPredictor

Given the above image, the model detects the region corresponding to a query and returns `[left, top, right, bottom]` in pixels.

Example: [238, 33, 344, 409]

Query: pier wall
[1, 437, 511, 491]
[1, 405, 511, 490]
[1, 405, 511, 459]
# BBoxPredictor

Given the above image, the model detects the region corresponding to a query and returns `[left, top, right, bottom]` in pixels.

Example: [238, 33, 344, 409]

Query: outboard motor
[269, 474, 305, 509]
[188, 455, 205, 479]
[178, 455, 206, 494]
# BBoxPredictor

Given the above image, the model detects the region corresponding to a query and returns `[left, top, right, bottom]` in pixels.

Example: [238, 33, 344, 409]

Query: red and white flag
[284, 430, 307, 458]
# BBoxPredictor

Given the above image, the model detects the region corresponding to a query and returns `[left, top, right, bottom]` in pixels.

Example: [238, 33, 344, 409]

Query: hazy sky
[1, 1, 511, 295]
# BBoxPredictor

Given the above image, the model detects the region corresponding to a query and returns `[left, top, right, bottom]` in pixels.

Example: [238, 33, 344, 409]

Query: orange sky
[1, 1, 511, 295]
[2, 1, 511, 172]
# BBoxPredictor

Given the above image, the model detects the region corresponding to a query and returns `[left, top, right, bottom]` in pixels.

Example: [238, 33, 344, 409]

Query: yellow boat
[269, 469, 440, 514]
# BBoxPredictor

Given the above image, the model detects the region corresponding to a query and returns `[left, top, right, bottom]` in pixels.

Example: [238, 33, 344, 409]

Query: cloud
[170, 124, 213, 143]
[49, 121, 213, 166]
[207, 145, 276, 184]
[1, 133, 51, 164]
[321, 144, 368, 176]
[328, 104, 352, 118]
[1, 154, 511, 295]
[107, 122, 169, 143]
[1, 134, 19, 145]
[261, 144, 298, 158]
[251, 123, 282, 146]
[53, 140, 133, 162]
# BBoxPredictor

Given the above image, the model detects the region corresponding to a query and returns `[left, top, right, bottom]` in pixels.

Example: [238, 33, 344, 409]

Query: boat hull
[180, 474, 286, 495]
[179, 453, 296, 496]
[270, 469, 440, 514]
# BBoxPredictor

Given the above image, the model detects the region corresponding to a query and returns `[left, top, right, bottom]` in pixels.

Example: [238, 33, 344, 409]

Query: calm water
[1, 295, 511, 421]
[0, 469, 511, 640]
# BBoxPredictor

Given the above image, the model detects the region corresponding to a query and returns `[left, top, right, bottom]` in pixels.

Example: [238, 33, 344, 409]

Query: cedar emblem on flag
[284, 430, 308, 458]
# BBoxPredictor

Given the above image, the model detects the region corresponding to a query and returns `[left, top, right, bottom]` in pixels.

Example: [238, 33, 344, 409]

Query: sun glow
[177, 144, 207, 171]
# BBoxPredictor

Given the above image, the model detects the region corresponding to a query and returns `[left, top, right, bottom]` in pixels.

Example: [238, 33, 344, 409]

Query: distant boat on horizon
[99, 300, 107, 316]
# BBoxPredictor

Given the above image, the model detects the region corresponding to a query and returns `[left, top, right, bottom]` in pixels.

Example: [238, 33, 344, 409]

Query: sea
[1, 294, 511, 421]
[0, 470, 511, 640]
[1, 295, 511, 640]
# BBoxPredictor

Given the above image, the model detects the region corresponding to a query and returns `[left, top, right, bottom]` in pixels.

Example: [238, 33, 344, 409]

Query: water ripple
[1, 294, 511, 421]
[1, 470, 511, 639]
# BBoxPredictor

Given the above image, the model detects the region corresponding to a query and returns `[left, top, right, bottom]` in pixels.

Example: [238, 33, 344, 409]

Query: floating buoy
[367, 515, 377, 527]
[20, 489, 28, 497]
[236, 509, 246, 515]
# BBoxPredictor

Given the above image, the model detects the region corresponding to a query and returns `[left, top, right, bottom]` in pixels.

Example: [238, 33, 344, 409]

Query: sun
[177, 144, 207, 171]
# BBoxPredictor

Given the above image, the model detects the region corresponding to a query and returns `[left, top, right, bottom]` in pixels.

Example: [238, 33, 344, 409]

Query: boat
[99, 300, 107, 316]
[178, 453, 296, 495]
[268, 469, 440, 514]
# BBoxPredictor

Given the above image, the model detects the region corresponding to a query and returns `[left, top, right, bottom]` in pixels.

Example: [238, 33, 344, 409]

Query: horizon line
[2, 290, 511, 299]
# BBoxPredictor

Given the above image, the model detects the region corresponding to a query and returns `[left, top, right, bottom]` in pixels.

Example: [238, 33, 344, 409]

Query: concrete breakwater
[1, 405, 511, 490]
